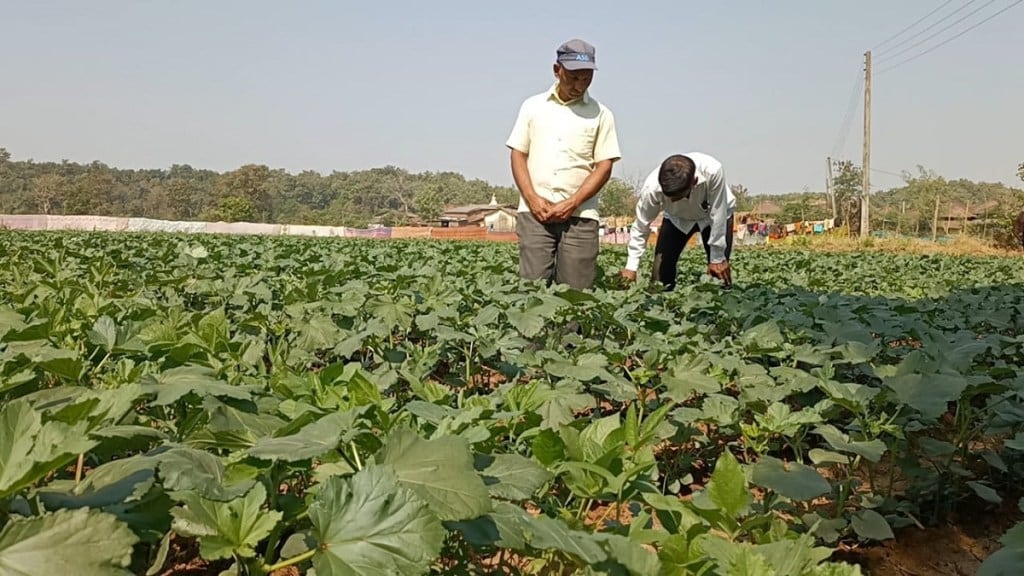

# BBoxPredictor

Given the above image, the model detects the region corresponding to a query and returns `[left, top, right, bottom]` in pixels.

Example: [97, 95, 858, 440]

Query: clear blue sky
[2, 0, 1021, 195]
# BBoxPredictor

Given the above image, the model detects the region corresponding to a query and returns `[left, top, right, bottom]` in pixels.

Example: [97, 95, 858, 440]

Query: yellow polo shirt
[506, 83, 621, 221]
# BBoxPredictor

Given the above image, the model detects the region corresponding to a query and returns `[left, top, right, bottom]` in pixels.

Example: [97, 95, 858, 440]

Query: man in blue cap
[506, 38, 621, 290]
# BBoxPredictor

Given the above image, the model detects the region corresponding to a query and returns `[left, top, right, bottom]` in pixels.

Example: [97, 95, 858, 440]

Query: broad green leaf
[516, 512, 607, 564]
[801, 513, 848, 544]
[662, 365, 721, 400]
[8, 342, 83, 380]
[546, 352, 612, 382]
[808, 449, 850, 465]
[376, 428, 492, 521]
[532, 429, 565, 466]
[158, 447, 255, 501]
[507, 309, 545, 338]
[967, 481, 1002, 504]
[978, 548, 1024, 576]
[0, 401, 40, 498]
[884, 373, 970, 420]
[751, 456, 831, 501]
[474, 453, 553, 501]
[0, 508, 138, 576]
[171, 482, 281, 561]
[578, 414, 623, 463]
[727, 547, 775, 576]
[71, 454, 158, 503]
[0, 400, 97, 499]
[86, 315, 118, 351]
[141, 365, 253, 406]
[917, 437, 955, 457]
[706, 451, 751, 518]
[1003, 432, 1024, 451]
[1000, 522, 1024, 549]
[813, 425, 887, 463]
[850, 510, 894, 541]
[247, 410, 359, 462]
[308, 466, 445, 576]
[447, 501, 531, 550]
[591, 532, 662, 575]
[740, 320, 785, 351]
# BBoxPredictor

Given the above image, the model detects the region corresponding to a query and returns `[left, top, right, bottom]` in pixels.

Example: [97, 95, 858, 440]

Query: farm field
[1, 230, 1023, 576]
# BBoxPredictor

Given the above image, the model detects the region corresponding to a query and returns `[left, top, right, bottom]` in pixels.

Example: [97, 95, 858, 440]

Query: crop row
[1, 231, 1023, 575]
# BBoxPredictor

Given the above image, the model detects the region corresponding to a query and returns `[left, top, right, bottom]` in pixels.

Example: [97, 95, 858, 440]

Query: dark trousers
[652, 216, 734, 291]
[516, 212, 599, 290]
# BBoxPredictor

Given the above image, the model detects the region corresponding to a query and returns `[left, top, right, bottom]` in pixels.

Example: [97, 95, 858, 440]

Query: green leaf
[808, 449, 850, 465]
[247, 411, 359, 462]
[592, 532, 662, 575]
[171, 482, 281, 561]
[141, 365, 253, 406]
[802, 513, 848, 544]
[507, 309, 545, 338]
[740, 320, 786, 351]
[662, 366, 721, 401]
[813, 425, 886, 463]
[14, 342, 84, 380]
[751, 456, 831, 501]
[0, 401, 41, 498]
[309, 466, 445, 576]
[546, 352, 612, 382]
[978, 548, 1024, 576]
[967, 481, 1002, 504]
[884, 373, 970, 420]
[706, 451, 751, 518]
[0, 508, 139, 576]
[474, 453, 553, 501]
[532, 429, 565, 466]
[850, 510, 894, 541]
[158, 446, 255, 501]
[0, 400, 97, 499]
[376, 428, 492, 521]
[727, 547, 776, 576]
[1003, 432, 1024, 451]
[86, 315, 119, 351]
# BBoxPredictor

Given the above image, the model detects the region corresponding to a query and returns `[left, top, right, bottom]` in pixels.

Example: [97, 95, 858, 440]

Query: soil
[836, 496, 1021, 575]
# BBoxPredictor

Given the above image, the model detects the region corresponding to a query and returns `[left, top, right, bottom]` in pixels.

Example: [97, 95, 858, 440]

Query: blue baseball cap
[556, 39, 597, 71]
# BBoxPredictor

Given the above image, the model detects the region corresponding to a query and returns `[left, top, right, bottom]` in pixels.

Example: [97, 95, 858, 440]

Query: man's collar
[548, 82, 590, 105]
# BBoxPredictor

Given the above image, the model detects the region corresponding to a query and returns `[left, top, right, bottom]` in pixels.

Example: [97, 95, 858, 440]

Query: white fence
[0, 214, 347, 237]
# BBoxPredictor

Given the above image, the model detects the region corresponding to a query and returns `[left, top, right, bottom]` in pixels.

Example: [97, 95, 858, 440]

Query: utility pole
[860, 50, 872, 238]
[825, 157, 837, 220]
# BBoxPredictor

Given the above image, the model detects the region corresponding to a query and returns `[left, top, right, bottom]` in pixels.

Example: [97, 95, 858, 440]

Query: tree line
[0, 147, 1020, 241]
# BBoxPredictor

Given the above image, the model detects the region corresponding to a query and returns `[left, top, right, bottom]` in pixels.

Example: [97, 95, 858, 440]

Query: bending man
[621, 153, 736, 290]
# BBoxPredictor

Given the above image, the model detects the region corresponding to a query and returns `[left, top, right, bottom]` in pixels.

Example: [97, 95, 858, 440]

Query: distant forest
[1, 148, 1021, 240]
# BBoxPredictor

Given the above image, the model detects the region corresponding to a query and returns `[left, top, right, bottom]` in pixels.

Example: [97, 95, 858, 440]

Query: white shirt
[505, 83, 621, 221]
[625, 152, 736, 271]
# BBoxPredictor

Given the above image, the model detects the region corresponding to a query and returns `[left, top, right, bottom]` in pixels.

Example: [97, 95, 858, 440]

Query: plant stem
[265, 548, 317, 573]
[350, 441, 363, 471]
[74, 453, 85, 485]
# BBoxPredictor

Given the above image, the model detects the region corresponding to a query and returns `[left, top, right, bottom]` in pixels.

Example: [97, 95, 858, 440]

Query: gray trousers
[516, 211, 599, 290]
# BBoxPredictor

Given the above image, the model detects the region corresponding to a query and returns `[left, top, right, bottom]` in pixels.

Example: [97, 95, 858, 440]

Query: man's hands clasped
[529, 197, 578, 224]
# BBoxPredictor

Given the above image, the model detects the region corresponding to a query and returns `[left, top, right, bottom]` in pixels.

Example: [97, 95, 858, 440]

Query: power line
[875, 0, 981, 59]
[871, 0, 958, 50]
[870, 167, 907, 179]
[830, 69, 863, 159]
[875, 0, 1000, 64]
[877, 0, 1022, 74]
